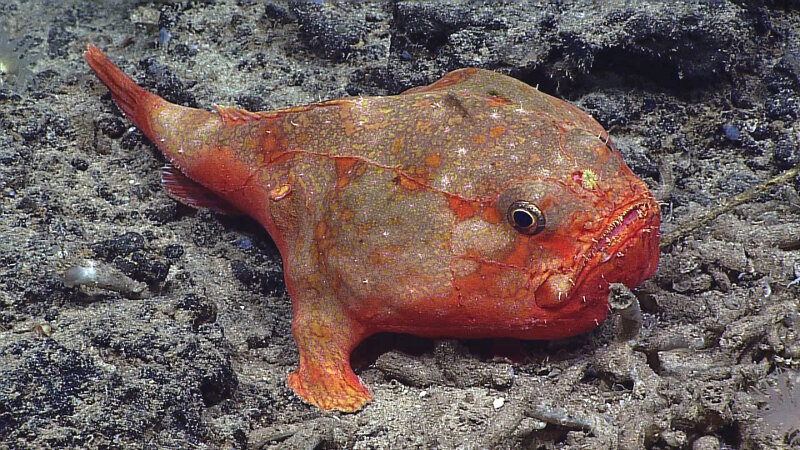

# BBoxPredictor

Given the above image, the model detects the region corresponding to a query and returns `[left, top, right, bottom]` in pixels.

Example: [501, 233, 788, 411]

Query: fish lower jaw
[574, 199, 661, 288]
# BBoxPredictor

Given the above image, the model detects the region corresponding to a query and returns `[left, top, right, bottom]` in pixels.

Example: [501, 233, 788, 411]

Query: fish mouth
[575, 197, 661, 288]
[590, 201, 656, 261]
[533, 198, 660, 309]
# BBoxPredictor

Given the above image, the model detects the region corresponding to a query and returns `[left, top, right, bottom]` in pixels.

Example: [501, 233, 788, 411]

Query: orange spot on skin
[481, 205, 503, 224]
[336, 177, 351, 189]
[415, 120, 433, 133]
[314, 221, 327, 241]
[490, 125, 505, 138]
[391, 136, 405, 153]
[369, 244, 404, 265]
[341, 208, 354, 221]
[315, 220, 335, 254]
[259, 124, 282, 155]
[472, 134, 488, 145]
[339, 107, 357, 136]
[424, 153, 442, 168]
[448, 196, 475, 220]
[487, 95, 514, 106]
[336, 158, 358, 176]
[397, 175, 422, 191]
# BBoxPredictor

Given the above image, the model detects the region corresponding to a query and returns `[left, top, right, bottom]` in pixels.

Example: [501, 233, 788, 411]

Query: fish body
[84, 45, 660, 411]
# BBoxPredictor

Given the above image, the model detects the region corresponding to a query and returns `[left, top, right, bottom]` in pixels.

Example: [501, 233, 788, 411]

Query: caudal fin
[84, 44, 162, 141]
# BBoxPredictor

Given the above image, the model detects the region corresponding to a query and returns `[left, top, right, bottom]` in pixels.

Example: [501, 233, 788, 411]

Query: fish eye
[508, 201, 545, 235]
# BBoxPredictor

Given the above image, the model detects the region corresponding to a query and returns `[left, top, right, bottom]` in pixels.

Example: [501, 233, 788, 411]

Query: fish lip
[573, 197, 660, 286]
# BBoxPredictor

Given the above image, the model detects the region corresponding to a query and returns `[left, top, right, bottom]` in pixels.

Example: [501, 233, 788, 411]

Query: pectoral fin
[160, 164, 243, 215]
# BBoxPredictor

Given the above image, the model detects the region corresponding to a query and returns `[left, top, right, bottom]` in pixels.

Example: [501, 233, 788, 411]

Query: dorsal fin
[401, 68, 479, 95]
[214, 99, 355, 123]
[160, 164, 242, 215]
[213, 104, 271, 123]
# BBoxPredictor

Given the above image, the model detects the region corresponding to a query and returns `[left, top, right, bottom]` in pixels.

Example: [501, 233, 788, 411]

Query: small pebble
[721, 123, 739, 141]
[236, 238, 253, 251]
[158, 28, 171, 48]
[35, 322, 52, 337]
[493, 397, 505, 409]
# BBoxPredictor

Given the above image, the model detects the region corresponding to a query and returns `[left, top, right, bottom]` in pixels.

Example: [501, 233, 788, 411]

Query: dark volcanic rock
[290, 0, 367, 62]
[0, 301, 239, 447]
[387, 1, 748, 93]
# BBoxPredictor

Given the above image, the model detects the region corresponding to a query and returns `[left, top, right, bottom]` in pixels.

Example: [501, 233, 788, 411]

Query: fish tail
[84, 44, 256, 218]
[83, 44, 165, 143]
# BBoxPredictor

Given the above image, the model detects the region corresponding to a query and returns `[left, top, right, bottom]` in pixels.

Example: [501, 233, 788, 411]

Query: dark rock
[263, 2, 296, 25]
[231, 259, 257, 287]
[18, 115, 46, 142]
[198, 359, 237, 406]
[96, 114, 126, 139]
[731, 74, 755, 108]
[164, 244, 185, 260]
[0, 338, 102, 444]
[777, 38, 800, 87]
[120, 128, 147, 151]
[774, 134, 800, 170]
[231, 259, 285, 297]
[130, 183, 156, 201]
[70, 157, 89, 171]
[230, 13, 252, 38]
[394, 1, 488, 52]
[171, 43, 199, 59]
[717, 168, 760, 195]
[176, 294, 218, 330]
[114, 251, 170, 284]
[612, 135, 660, 181]
[765, 88, 800, 120]
[577, 91, 637, 128]
[158, 7, 181, 30]
[15, 195, 40, 212]
[740, 135, 763, 156]
[41, 301, 241, 445]
[139, 58, 198, 108]
[237, 52, 269, 73]
[750, 123, 773, 141]
[0, 89, 21, 101]
[290, 0, 366, 62]
[236, 94, 268, 112]
[91, 232, 146, 260]
[23, 273, 68, 308]
[246, 334, 270, 349]
[145, 203, 179, 224]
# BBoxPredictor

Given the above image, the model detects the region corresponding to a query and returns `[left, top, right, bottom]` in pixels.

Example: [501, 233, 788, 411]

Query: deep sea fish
[84, 44, 660, 411]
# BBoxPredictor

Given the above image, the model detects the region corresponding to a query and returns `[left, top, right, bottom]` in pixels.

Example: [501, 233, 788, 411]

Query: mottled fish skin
[85, 46, 660, 412]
